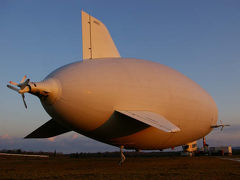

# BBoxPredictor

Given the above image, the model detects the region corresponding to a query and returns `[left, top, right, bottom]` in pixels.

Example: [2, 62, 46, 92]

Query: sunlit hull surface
[41, 58, 218, 150]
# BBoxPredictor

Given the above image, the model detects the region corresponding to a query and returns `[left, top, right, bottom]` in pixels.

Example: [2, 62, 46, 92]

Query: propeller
[211, 120, 230, 131]
[219, 120, 230, 131]
[7, 75, 30, 109]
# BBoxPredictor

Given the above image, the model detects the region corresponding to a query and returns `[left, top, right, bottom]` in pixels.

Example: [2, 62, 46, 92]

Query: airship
[7, 10, 219, 164]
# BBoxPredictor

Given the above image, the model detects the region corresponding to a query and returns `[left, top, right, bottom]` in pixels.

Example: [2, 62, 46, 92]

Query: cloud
[0, 134, 12, 140]
[71, 133, 79, 140]
[0, 125, 239, 153]
[47, 137, 56, 142]
[0, 132, 118, 153]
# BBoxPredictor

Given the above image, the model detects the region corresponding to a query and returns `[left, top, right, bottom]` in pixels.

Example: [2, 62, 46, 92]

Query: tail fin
[81, 10, 120, 59]
[25, 119, 71, 138]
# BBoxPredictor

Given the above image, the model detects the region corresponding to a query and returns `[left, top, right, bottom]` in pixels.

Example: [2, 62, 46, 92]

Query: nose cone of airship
[29, 78, 62, 105]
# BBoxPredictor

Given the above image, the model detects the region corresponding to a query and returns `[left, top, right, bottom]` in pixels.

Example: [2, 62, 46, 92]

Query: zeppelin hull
[42, 58, 218, 149]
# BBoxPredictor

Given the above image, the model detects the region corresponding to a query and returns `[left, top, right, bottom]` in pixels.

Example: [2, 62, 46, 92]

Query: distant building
[209, 146, 232, 156]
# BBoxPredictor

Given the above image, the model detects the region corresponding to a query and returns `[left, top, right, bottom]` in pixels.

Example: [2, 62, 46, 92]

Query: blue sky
[0, 0, 239, 153]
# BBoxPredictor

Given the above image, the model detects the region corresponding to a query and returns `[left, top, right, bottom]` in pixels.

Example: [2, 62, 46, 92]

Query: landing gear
[119, 145, 126, 166]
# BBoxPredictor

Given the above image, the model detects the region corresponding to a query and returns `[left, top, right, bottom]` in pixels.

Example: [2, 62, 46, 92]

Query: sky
[0, 0, 239, 153]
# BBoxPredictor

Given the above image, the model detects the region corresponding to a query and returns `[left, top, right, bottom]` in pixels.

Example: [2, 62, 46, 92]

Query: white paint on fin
[81, 10, 120, 59]
[116, 110, 180, 133]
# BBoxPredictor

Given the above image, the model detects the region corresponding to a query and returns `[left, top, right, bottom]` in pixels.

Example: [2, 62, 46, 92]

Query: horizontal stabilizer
[116, 110, 180, 133]
[25, 119, 71, 138]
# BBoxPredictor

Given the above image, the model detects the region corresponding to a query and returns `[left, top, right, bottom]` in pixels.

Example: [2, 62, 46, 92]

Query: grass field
[0, 155, 240, 179]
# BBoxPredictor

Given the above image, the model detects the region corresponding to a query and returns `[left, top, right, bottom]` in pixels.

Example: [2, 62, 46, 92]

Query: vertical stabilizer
[81, 10, 120, 59]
